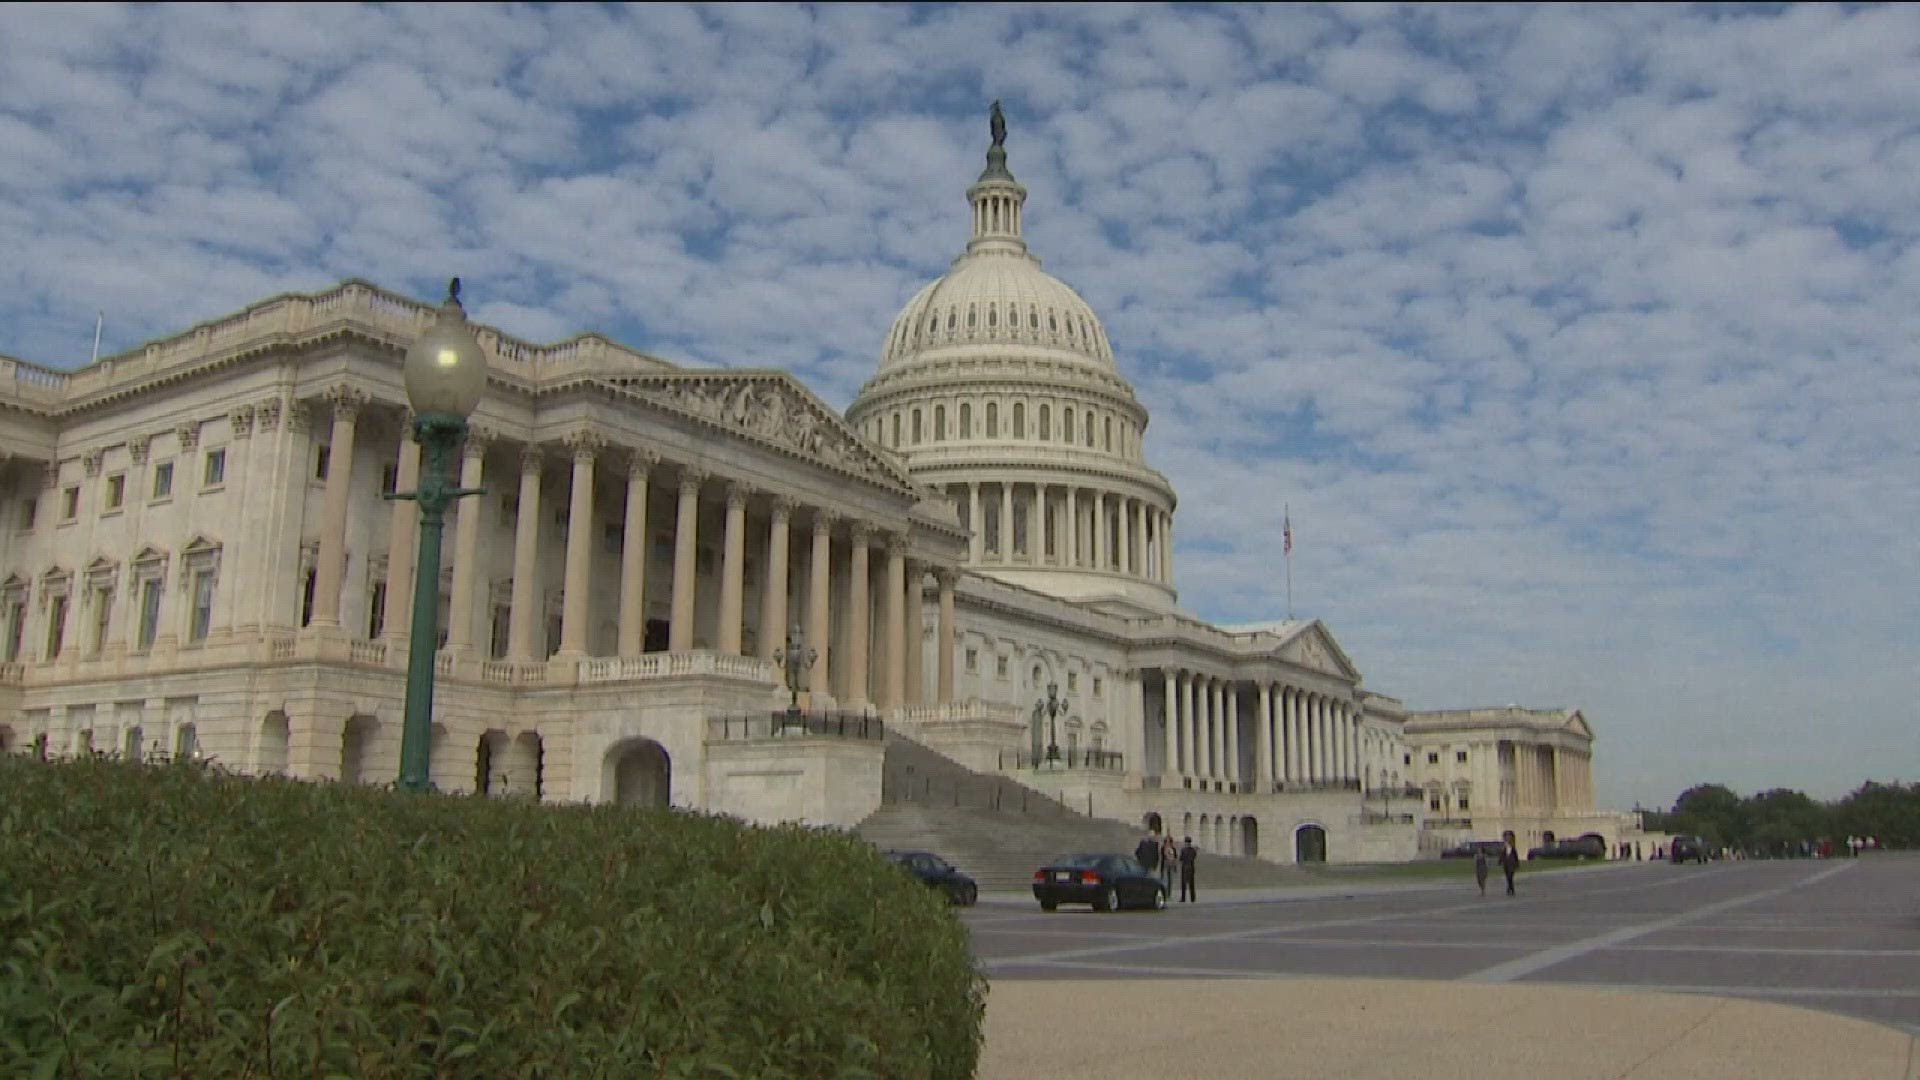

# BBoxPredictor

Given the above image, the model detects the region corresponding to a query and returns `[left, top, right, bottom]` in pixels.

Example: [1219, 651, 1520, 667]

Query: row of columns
[957, 481, 1171, 583]
[302, 405, 960, 706]
[1513, 743, 1563, 812]
[1161, 672, 1362, 790]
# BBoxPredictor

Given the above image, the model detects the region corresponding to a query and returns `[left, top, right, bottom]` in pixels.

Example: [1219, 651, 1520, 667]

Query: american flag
[1283, 506, 1292, 556]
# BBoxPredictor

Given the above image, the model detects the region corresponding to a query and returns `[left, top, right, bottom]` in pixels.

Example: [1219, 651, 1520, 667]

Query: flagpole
[91, 311, 103, 365]
[1284, 503, 1293, 620]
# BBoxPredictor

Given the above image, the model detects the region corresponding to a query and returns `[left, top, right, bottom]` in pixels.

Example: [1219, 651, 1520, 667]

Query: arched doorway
[340, 715, 378, 785]
[1143, 811, 1164, 835]
[1295, 824, 1328, 864]
[607, 739, 671, 807]
[257, 712, 290, 775]
[1197, 813, 1211, 851]
[476, 730, 511, 795]
[173, 724, 197, 761]
[1241, 817, 1259, 859]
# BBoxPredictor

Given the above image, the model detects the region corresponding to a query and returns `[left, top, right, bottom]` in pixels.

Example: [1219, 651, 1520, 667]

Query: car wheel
[1151, 887, 1167, 911]
[959, 883, 977, 907]
[1039, 900, 1057, 912]
[1097, 886, 1119, 912]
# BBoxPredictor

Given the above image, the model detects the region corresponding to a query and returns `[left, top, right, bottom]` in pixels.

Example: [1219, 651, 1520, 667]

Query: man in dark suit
[1500, 830, 1521, 896]
[1177, 836, 1199, 903]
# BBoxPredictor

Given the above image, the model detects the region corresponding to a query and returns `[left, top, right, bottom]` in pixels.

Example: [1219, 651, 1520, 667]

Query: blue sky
[3, 2, 1917, 810]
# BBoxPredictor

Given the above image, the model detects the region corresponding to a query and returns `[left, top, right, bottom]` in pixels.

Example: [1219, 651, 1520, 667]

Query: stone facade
[0, 119, 1622, 865]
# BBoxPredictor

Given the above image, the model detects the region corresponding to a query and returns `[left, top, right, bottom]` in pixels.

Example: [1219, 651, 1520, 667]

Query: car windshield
[1051, 854, 1109, 868]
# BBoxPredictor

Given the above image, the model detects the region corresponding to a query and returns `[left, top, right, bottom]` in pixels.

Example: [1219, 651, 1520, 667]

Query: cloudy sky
[4, 3, 1916, 810]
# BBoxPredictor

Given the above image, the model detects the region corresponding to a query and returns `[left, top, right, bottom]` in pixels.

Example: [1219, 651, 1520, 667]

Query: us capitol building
[0, 116, 1641, 863]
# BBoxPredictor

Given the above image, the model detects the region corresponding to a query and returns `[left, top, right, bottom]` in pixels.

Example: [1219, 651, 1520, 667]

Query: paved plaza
[965, 855, 1920, 1078]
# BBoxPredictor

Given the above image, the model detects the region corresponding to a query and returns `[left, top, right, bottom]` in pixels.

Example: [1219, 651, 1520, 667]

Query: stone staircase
[859, 733, 1315, 894]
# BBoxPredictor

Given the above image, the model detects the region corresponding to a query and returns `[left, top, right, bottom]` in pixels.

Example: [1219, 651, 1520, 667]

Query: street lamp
[771, 622, 816, 724]
[392, 278, 488, 792]
[1034, 681, 1063, 767]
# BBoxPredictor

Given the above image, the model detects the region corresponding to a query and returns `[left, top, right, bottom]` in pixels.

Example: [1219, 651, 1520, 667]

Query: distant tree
[1668, 783, 1746, 846]
[1831, 782, 1920, 848]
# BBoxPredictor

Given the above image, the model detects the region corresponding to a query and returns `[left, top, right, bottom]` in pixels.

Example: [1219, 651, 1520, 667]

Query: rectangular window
[1427, 751, 1440, 764]
[151, 462, 174, 499]
[368, 582, 387, 640]
[299, 568, 317, 627]
[62, 486, 79, 520]
[1457, 793, 1471, 811]
[1092, 677, 1103, 697]
[45, 595, 68, 658]
[203, 449, 226, 487]
[1429, 796, 1442, 812]
[381, 463, 398, 495]
[16, 498, 34, 532]
[964, 648, 977, 672]
[3, 601, 25, 661]
[1067, 672, 1078, 692]
[137, 580, 162, 652]
[314, 444, 331, 480]
[489, 605, 510, 658]
[189, 571, 215, 643]
[91, 586, 112, 655]
[995, 655, 1008, 678]
[105, 474, 126, 511]
[1456, 750, 1468, 763]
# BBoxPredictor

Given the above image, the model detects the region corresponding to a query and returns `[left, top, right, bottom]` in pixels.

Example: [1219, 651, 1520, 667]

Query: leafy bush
[0, 754, 984, 1078]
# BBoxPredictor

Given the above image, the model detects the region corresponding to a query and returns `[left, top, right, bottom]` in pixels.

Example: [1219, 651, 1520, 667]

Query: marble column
[1092, 493, 1108, 570]
[882, 537, 906, 708]
[1117, 498, 1132, 575]
[967, 484, 983, 563]
[1160, 513, 1174, 585]
[445, 428, 490, 655]
[1029, 485, 1044, 563]
[934, 569, 955, 703]
[902, 562, 923, 706]
[759, 497, 793, 662]
[846, 524, 870, 707]
[1133, 502, 1149, 577]
[309, 386, 367, 627]
[616, 451, 655, 656]
[1225, 682, 1240, 785]
[1256, 682, 1274, 789]
[717, 484, 748, 655]
[1067, 488, 1082, 568]
[806, 513, 835, 701]
[998, 484, 1013, 563]
[1210, 679, 1225, 781]
[506, 447, 544, 661]
[667, 468, 704, 652]
[378, 427, 421, 642]
[556, 434, 599, 657]
[1162, 672, 1178, 777]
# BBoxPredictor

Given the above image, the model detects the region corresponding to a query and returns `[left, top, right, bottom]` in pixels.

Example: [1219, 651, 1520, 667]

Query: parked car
[885, 850, 978, 906]
[1441, 840, 1509, 860]
[1527, 835, 1605, 860]
[1032, 853, 1167, 912]
[1670, 835, 1709, 864]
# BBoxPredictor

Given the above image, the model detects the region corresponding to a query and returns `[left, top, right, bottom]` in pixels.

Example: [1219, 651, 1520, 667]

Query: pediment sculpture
[621, 376, 901, 485]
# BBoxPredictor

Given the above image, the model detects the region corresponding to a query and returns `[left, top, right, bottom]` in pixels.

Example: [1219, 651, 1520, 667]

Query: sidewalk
[980, 977, 1920, 1079]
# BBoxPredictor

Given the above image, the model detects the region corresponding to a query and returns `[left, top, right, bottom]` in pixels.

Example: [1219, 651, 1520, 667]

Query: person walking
[1159, 832, 1178, 894]
[1473, 848, 1490, 896]
[1500, 833, 1521, 896]
[1134, 831, 1162, 878]
[1177, 836, 1199, 903]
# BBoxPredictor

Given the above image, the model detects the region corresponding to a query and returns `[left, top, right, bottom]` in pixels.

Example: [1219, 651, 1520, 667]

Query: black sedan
[885, 850, 978, 906]
[1032, 853, 1167, 912]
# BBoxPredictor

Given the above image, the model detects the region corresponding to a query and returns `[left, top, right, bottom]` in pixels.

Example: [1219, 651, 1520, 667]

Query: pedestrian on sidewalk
[1500, 831, 1521, 896]
[1178, 836, 1198, 903]
[1473, 848, 1490, 896]
[1159, 832, 1178, 894]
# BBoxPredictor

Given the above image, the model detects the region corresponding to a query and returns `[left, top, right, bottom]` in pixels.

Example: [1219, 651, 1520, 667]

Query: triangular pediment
[604, 371, 915, 490]
[1275, 620, 1362, 683]
[1562, 710, 1594, 741]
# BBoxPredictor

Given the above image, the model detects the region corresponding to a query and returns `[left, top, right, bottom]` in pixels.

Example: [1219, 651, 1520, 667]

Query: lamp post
[1034, 681, 1063, 768]
[771, 622, 816, 727]
[392, 279, 488, 793]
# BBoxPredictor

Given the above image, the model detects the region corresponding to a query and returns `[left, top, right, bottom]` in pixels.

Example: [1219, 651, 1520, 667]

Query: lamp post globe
[395, 278, 488, 793]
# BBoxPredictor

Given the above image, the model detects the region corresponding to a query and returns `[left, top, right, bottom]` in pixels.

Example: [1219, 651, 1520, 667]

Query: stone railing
[578, 652, 773, 685]
[997, 747, 1125, 773]
[0, 661, 22, 686]
[894, 699, 1025, 725]
[347, 640, 388, 666]
[479, 660, 548, 686]
[266, 634, 297, 661]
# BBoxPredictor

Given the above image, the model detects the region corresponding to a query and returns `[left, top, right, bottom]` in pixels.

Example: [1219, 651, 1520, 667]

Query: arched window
[1048, 312, 1058, 332]
[1063, 408, 1075, 443]
[1030, 311, 1039, 329]
[1012, 403, 1025, 439]
[1066, 317, 1075, 338]
[947, 309, 957, 331]
[986, 403, 998, 438]
[911, 409, 922, 445]
[987, 304, 997, 329]
[891, 413, 902, 447]
[1104, 416, 1113, 451]
[1038, 404, 1050, 441]
[959, 403, 972, 438]
[934, 405, 946, 441]
[1085, 420, 1094, 447]
[967, 306, 977, 329]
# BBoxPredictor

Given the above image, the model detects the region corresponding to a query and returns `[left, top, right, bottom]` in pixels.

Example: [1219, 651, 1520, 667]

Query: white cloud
[1, 2, 1916, 808]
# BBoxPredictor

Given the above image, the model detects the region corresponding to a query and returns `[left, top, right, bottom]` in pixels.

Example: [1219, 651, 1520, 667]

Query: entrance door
[1295, 824, 1327, 863]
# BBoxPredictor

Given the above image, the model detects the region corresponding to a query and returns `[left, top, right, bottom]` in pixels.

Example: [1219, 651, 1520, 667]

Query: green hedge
[0, 754, 984, 1078]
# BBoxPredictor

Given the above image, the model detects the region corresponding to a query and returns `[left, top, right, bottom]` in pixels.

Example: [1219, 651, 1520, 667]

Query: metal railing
[879, 771, 1081, 816]
[706, 710, 886, 742]
[996, 747, 1126, 772]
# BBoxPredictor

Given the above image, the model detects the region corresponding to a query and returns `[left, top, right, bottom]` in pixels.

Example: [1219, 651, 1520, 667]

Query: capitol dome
[848, 105, 1180, 614]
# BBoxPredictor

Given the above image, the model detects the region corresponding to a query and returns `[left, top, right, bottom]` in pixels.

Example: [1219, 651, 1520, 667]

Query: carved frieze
[621, 376, 899, 485]
[176, 423, 201, 451]
[229, 405, 256, 440]
[128, 435, 152, 464]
